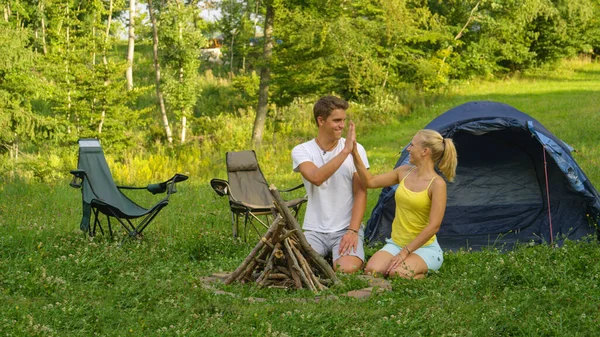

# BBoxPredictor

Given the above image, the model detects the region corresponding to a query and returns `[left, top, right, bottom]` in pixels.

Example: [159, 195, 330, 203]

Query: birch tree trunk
[176, 0, 186, 144]
[126, 0, 135, 91]
[4, 3, 10, 22]
[99, 0, 113, 134]
[148, 0, 173, 144]
[40, 1, 47, 55]
[65, 4, 72, 134]
[251, 0, 273, 146]
[35, 0, 48, 55]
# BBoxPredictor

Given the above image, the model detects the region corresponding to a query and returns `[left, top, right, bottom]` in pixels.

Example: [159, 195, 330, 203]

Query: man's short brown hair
[313, 96, 349, 125]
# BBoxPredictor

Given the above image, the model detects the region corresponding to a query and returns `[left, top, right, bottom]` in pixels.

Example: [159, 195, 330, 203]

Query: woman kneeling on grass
[351, 127, 457, 279]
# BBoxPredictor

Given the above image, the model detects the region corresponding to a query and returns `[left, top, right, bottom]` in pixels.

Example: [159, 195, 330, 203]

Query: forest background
[1, 0, 600, 184]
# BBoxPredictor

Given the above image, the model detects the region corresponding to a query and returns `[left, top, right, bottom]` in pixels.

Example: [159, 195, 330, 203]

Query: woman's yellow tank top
[391, 168, 436, 247]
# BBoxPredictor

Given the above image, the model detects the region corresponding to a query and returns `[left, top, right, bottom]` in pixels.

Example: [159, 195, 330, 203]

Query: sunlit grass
[1, 180, 599, 336]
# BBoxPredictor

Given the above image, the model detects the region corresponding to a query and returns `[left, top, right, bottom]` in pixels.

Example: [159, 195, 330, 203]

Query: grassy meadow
[1, 60, 600, 336]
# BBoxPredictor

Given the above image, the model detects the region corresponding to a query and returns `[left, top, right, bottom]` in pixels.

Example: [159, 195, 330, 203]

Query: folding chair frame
[211, 178, 306, 242]
[70, 139, 188, 240]
[85, 198, 168, 239]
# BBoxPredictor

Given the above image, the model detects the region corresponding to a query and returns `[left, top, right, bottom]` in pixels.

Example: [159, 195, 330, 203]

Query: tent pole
[542, 145, 554, 245]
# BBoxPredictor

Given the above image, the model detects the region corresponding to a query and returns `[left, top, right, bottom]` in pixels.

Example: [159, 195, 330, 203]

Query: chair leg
[231, 211, 238, 238]
[136, 207, 165, 235]
[243, 210, 250, 242]
[92, 209, 104, 237]
[90, 211, 97, 237]
[250, 218, 263, 240]
[105, 209, 139, 239]
[107, 216, 113, 237]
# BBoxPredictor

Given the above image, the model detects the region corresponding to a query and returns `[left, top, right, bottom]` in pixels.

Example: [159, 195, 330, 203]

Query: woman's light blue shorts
[380, 238, 443, 271]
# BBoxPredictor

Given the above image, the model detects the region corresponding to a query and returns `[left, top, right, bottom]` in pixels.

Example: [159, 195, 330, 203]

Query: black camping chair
[70, 138, 188, 239]
[210, 150, 307, 241]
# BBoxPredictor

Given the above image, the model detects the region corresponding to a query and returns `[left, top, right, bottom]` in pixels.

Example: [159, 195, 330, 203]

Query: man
[291, 95, 369, 273]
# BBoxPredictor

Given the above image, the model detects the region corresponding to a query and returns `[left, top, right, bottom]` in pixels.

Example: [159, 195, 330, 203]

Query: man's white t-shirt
[291, 138, 369, 233]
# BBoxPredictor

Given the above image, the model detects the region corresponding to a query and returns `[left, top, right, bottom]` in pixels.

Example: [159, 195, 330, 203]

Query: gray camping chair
[211, 150, 307, 241]
[70, 139, 188, 239]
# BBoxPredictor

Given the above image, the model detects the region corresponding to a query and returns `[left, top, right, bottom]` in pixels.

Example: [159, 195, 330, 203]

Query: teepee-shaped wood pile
[224, 186, 339, 292]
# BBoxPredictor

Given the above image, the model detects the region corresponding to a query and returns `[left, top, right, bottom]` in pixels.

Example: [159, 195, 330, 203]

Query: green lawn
[1, 60, 599, 336]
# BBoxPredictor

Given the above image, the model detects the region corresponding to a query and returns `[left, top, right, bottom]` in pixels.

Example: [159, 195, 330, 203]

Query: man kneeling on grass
[291, 95, 369, 273]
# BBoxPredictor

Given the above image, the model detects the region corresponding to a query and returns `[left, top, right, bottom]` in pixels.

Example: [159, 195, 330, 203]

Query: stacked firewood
[224, 186, 339, 292]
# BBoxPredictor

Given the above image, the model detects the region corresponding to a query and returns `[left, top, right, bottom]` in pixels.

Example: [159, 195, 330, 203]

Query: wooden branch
[291, 242, 321, 291]
[278, 228, 298, 242]
[454, 1, 482, 41]
[269, 186, 339, 285]
[241, 242, 273, 281]
[224, 216, 282, 285]
[283, 238, 303, 289]
[256, 255, 275, 284]
[257, 243, 280, 285]
[298, 258, 316, 290]
[293, 264, 315, 292]
[275, 265, 292, 277]
[267, 273, 289, 280]
[283, 237, 314, 291]
[289, 236, 334, 284]
[437, 0, 482, 75]
[253, 258, 267, 265]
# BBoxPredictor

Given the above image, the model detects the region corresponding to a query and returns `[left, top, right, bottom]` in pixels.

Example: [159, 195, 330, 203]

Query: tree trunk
[229, 30, 235, 74]
[34, 29, 39, 53]
[4, 3, 9, 22]
[252, 0, 273, 146]
[180, 116, 186, 143]
[176, 0, 186, 144]
[66, 5, 72, 134]
[126, 0, 135, 91]
[99, 0, 113, 135]
[148, 0, 173, 144]
[92, 24, 96, 65]
[91, 23, 97, 122]
[40, 0, 47, 55]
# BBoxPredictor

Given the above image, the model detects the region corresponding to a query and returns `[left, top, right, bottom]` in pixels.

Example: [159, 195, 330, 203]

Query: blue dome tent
[365, 101, 600, 250]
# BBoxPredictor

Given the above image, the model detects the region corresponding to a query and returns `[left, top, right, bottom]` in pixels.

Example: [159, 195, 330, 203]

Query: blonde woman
[351, 126, 457, 279]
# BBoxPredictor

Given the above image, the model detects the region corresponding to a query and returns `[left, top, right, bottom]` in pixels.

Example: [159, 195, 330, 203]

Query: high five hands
[344, 120, 356, 155]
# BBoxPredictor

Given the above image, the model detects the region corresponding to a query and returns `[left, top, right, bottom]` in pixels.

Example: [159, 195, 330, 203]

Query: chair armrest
[69, 170, 86, 188]
[155, 174, 189, 195]
[115, 174, 188, 194]
[210, 178, 230, 197]
[166, 174, 188, 194]
[70, 169, 86, 177]
[69, 169, 103, 198]
[279, 183, 305, 193]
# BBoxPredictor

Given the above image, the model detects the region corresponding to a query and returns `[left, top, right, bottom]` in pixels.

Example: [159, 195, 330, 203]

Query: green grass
[1, 60, 600, 336]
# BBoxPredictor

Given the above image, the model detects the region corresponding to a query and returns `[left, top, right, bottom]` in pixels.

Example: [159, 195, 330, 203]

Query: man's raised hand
[344, 121, 356, 154]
